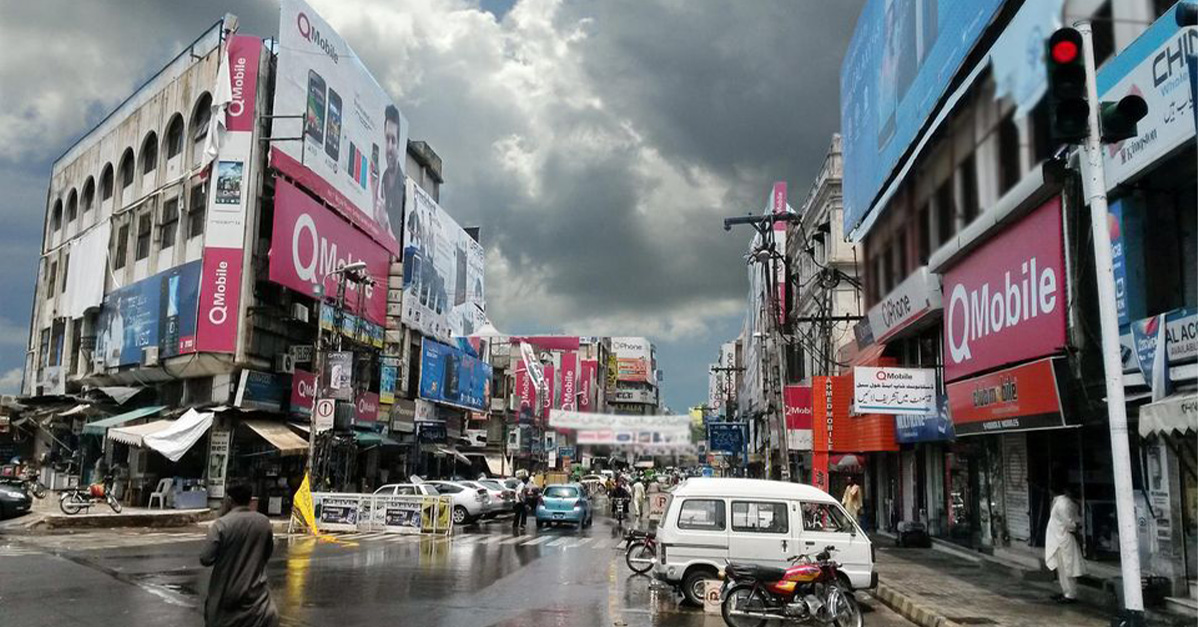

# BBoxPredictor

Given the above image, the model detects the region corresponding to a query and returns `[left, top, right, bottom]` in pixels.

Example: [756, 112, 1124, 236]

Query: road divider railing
[310, 492, 454, 536]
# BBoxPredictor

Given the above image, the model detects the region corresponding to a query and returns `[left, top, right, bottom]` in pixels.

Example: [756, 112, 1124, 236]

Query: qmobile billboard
[272, 0, 408, 255]
[402, 181, 487, 341]
[942, 198, 1066, 381]
[269, 179, 390, 325]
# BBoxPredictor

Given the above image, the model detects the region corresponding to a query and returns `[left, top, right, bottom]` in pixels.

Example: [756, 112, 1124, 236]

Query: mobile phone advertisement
[271, 0, 409, 256]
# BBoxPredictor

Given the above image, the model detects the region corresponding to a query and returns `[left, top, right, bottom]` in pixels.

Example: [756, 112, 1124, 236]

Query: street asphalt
[1, 513, 915, 626]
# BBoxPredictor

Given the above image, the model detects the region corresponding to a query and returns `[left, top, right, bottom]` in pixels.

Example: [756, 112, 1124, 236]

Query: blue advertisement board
[841, 0, 1005, 236]
[894, 397, 954, 444]
[95, 261, 202, 367]
[418, 338, 492, 412]
[707, 422, 746, 455]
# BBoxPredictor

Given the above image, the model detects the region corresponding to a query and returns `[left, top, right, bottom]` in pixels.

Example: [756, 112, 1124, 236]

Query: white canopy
[1139, 392, 1197, 438]
[107, 408, 213, 462]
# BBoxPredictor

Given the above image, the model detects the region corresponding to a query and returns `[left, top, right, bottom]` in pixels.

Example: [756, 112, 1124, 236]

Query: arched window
[66, 189, 78, 223]
[100, 164, 114, 201]
[50, 199, 63, 232]
[166, 114, 185, 160]
[140, 131, 158, 176]
[119, 148, 135, 190]
[191, 92, 212, 165]
[81, 177, 95, 215]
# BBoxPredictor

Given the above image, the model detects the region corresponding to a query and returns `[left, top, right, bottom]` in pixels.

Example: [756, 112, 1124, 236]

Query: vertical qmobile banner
[196, 34, 261, 354]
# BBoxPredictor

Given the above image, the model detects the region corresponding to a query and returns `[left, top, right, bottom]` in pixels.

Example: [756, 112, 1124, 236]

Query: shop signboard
[612, 337, 652, 383]
[894, 397, 954, 443]
[558, 446, 576, 459]
[852, 366, 936, 415]
[708, 422, 746, 455]
[578, 359, 597, 412]
[418, 338, 493, 412]
[196, 35, 261, 354]
[94, 260, 202, 367]
[841, 0, 1006, 236]
[206, 427, 231, 499]
[1097, 17, 1197, 191]
[325, 351, 354, 401]
[614, 388, 656, 404]
[269, 180, 389, 325]
[290, 344, 314, 364]
[942, 197, 1066, 381]
[560, 351, 578, 411]
[784, 385, 813, 451]
[355, 392, 380, 423]
[290, 369, 317, 416]
[946, 357, 1067, 436]
[1119, 307, 1198, 373]
[271, 0, 408, 255]
[234, 370, 289, 412]
[379, 359, 398, 405]
[867, 266, 942, 342]
[417, 421, 447, 443]
[390, 399, 416, 433]
[401, 182, 487, 341]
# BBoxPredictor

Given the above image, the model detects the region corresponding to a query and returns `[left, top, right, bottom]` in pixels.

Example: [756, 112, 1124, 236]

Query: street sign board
[314, 398, 335, 433]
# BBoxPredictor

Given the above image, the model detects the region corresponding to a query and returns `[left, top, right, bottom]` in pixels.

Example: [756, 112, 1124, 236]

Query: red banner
[946, 357, 1066, 436]
[560, 352, 578, 410]
[355, 392, 380, 423]
[515, 362, 534, 422]
[784, 385, 813, 429]
[943, 197, 1066, 381]
[578, 359, 597, 412]
[290, 369, 317, 416]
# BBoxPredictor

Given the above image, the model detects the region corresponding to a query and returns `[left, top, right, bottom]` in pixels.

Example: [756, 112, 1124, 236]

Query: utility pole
[1076, 21, 1144, 624]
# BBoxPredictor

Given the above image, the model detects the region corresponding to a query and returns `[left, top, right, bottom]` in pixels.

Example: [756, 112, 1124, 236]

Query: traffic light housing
[1100, 95, 1148, 144]
[1046, 28, 1089, 143]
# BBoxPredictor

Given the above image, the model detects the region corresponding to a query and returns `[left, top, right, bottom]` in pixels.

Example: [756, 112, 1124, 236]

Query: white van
[653, 478, 876, 605]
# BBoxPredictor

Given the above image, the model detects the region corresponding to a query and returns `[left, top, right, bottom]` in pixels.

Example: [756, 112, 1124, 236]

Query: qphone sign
[942, 197, 1067, 381]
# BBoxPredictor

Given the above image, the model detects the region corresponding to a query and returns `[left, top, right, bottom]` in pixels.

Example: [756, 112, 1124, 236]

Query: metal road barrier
[310, 492, 454, 536]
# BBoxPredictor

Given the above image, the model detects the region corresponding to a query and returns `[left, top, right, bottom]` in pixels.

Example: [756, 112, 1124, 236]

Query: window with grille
[160, 198, 179, 249]
[135, 213, 152, 260]
[189, 182, 207, 238]
[114, 224, 129, 269]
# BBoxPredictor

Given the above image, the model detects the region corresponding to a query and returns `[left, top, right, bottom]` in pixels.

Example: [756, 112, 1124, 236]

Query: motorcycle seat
[725, 562, 788, 582]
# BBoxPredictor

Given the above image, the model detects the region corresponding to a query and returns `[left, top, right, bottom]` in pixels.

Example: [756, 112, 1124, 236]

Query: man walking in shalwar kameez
[1044, 480, 1084, 604]
[201, 484, 279, 627]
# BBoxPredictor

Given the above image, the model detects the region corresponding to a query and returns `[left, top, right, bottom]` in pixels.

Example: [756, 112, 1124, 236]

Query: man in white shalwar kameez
[1044, 483, 1084, 603]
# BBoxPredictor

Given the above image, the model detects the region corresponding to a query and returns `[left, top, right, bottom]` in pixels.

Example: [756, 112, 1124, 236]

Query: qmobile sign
[269, 179, 389, 325]
[943, 197, 1067, 381]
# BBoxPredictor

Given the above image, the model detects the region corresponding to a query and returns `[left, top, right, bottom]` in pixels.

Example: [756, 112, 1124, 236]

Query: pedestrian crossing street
[318, 529, 623, 552]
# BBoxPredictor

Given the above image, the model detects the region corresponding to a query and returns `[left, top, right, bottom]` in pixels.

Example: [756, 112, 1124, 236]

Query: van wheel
[682, 567, 717, 606]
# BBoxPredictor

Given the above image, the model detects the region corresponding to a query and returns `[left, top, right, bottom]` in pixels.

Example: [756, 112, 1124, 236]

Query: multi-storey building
[837, 0, 1194, 599]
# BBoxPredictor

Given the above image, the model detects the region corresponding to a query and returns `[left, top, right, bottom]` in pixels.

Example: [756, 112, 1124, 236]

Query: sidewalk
[0, 492, 213, 533]
[871, 543, 1190, 627]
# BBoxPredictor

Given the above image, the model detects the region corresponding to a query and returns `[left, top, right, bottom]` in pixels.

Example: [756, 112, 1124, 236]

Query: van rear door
[797, 500, 873, 589]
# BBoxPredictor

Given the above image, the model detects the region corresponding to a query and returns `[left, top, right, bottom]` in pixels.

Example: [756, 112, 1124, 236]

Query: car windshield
[544, 486, 578, 499]
[479, 480, 503, 491]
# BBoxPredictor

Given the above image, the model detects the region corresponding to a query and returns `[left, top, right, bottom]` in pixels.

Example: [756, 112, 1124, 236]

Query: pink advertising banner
[269, 179, 390, 325]
[578, 359, 597, 412]
[290, 369, 317, 416]
[355, 392, 380, 423]
[195, 35, 261, 354]
[508, 336, 580, 351]
[560, 352, 578, 411]
[515, 362, 534, 422]
[943, 197, 1066, 381]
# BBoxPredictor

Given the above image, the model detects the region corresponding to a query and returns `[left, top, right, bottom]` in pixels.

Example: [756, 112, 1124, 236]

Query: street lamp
[308, 261, 372, 484]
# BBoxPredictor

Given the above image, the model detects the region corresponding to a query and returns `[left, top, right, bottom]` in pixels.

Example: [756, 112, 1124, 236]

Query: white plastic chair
[148, 478, 173, 509]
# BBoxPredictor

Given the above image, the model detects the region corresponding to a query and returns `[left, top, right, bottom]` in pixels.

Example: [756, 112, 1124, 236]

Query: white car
[460, 479, 511, 516]
[424, 480, 490, 525]
[653, 478, 875, 605]
[373, 483, 440, 497]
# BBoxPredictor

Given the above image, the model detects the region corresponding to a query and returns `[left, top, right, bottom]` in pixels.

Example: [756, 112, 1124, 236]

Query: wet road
[2, 514, 915, 626]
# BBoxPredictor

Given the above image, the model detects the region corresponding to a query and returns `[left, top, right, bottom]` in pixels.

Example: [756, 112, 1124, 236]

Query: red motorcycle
[720, 545, 862, 627]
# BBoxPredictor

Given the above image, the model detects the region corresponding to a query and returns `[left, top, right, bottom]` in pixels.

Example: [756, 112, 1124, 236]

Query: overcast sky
[0, 0, 863, 410]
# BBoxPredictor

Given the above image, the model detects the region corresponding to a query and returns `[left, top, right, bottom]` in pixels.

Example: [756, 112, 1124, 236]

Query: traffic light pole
[1076, 21, 1144, 622]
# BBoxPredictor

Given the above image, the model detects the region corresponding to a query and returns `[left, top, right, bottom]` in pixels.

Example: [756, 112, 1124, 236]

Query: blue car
[535, 484, 593, 529]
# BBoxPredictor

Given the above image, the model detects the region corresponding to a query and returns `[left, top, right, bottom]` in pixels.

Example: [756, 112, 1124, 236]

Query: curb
[871, 583, 963, 627]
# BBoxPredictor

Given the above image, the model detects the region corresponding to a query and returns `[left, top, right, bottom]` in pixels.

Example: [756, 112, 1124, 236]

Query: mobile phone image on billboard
[305, 70, 327, 146]
[325, 87, 342, 164]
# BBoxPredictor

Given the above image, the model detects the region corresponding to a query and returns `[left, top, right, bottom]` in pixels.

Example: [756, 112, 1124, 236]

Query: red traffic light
[1051, 39, 1079, 64]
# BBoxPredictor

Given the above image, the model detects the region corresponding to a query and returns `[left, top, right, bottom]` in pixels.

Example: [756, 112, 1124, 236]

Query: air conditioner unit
[141, 346, 159, 367]
[274, 353, 295, 374]
[291, 303, 309, 323]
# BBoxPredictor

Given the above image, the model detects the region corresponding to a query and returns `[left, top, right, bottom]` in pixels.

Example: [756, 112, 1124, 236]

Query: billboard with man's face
[272, 0, 409, 255]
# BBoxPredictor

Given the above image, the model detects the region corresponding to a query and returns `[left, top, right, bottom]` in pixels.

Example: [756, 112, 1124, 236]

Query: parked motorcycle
[624, 528, 658, 575]
[720, 546, 862, 627]
[1, 464, 47, 499]
[59, 476, 121, 515]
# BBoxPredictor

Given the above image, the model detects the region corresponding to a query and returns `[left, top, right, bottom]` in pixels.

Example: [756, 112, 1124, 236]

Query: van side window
[677, 499, 726, 531]
[801, 502, 856, 533]
[730, 501, 788, 534]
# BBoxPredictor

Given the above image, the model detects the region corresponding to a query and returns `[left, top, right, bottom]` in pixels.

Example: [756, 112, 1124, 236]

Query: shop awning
[355, 431, 401, 448]
[436, 446, 471, 464]
[1139, 392, 1197, 438]
[108, 419, 173, 446]
[243, 420, 309, 456]
[143, 409, 213, 462]
[82, 405, 167, 436]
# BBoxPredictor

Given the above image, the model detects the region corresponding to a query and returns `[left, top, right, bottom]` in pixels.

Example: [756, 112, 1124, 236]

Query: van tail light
[871, 543, 876, 562]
